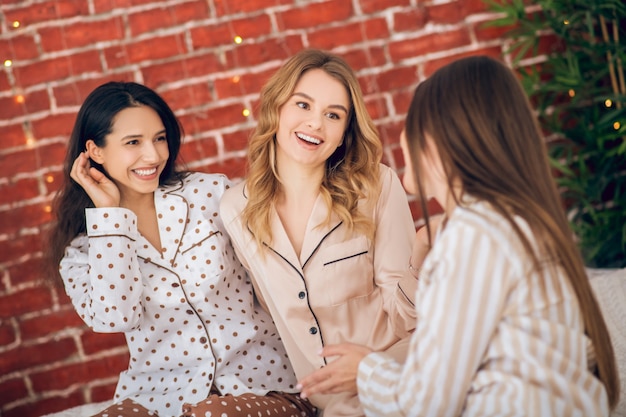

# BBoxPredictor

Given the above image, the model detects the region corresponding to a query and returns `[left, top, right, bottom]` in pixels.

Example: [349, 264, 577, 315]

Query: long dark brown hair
[405, 55, 619, 408]
[45, 81, 187, 284]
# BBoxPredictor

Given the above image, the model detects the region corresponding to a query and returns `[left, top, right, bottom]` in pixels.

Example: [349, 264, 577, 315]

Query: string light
[568, 89, 575, 97]
[12, 21, 20, 28]
[614, 121, 621, 130]
[46, 175, 54, 183]
[234, 35, 243, 44]
[605, 99, 612, 107]
[15, 94, 25, 104]
[4, 59, 12, 67]
[563, 20, 570, 25]
[231, 75, 240, 83]
[242, 108, 250, 117]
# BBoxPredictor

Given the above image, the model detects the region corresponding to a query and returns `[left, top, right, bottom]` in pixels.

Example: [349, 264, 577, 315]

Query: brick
[14, 51, 102, 88]
[130, 34, 189, 64]
[0, 337, 76, 376]
[391, 88, 417, 116]
[158, 82, 213, 112]
[201, 157, 247, 181]
[278, 0, 354, 30]
[0, 231, 44, 266]
[462, 0, 491, 14]
[191, 103, 251, 132]
[213, 68, 275, 100]
[20, 308, 85, 341]
[40, 17, 124, 52]
[225, 35, 304, 68]
[375, 66, 418, 92]
[6, 257, 47, 287]
[223, 129, 253, 153]
[309, 18, 389, 50]
[393, 8, 428, 32]
[3, 391, 84, 417]
[53, 75, 134, 107]
[31, 114, 75, 141]
[0, 321, 17, 346]
[81, 330, 128, 355]
[389, 28, 472, 61]
[3, 1, 89, 26]
[0, 89, 49, 119]
[215, 0, 290, 15]
[364, 96, 389, 120]
[340, 47, 387, 72]
[0, 286, 53, 319]
[360, 0, 411, 14]
[0, 377, 28, 407]
[129, 2, 210, 36]
[93, 0, 154, 13]
[0, 143, 67, 179]
[0, 124, 26, 151]
[426, 2, 466, 24]
[0, 35, 39, 61]
[0, 177, 40, 206]
[195, 135, 220, 159]
[91, 381, 118, 402]
[31, 353, 129, 392]
[140, 54, 224, 90]
[423, 47, 503, 77]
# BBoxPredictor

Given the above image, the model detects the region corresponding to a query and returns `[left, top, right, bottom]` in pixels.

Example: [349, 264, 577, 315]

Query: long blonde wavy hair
[405, 55, 619, 409]
[242, 49, 382, 250]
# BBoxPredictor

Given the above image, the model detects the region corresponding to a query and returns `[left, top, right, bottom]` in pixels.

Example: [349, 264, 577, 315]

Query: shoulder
[165, 172, 233, 197]
[220, 180, 247, 220]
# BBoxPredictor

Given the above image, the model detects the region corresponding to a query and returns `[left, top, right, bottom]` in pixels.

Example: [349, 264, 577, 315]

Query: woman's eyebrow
[292, 91, 348, 114]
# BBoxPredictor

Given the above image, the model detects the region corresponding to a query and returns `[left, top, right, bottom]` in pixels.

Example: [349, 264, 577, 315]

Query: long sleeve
[372, 166, 419, 337]
[59, 207, 144, 332]
[357, 202, 609, 417]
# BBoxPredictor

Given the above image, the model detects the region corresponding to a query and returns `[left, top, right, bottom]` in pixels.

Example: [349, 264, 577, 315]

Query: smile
[133, 168, 158, 176]
[296, 132, 321, 145]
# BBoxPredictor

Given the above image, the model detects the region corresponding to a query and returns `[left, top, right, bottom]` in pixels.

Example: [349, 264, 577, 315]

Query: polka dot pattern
[60, 173, 297, 417]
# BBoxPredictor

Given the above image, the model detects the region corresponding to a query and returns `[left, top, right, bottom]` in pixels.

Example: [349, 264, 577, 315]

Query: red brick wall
[0, 0, 509, 415]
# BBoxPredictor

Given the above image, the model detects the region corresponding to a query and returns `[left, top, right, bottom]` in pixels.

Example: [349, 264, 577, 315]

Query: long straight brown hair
[405, 55, 619, 408]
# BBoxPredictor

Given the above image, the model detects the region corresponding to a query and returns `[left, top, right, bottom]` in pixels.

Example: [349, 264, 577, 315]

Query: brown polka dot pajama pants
[91, 391, 316, 417]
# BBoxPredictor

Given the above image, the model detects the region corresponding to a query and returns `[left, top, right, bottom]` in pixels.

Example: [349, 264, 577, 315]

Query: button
[298, 291, 306, 299]
[200, 337, 207, 344]
[309, 327, 317, 335]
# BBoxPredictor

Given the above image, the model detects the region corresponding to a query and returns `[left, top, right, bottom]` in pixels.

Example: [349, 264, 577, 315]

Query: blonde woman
[220, 49, 419, 416]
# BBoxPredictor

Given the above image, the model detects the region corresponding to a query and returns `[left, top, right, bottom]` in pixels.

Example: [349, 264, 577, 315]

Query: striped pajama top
[357, 199, 609, 416]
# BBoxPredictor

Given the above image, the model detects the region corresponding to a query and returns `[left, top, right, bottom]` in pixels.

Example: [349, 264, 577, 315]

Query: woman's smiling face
[275, 68, 350, 171]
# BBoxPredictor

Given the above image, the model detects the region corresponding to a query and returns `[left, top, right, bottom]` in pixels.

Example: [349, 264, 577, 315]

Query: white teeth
[296, 132, 321, 144]
[134, 168, 157, 176]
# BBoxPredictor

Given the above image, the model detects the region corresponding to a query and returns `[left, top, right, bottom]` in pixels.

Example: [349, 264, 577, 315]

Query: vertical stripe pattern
[357, 200, 609, 417]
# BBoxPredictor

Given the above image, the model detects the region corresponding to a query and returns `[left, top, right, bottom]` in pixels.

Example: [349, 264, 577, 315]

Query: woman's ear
[85, 139, 104, 164]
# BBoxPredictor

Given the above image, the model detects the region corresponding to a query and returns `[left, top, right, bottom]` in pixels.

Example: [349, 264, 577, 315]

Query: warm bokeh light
[12, 21, 20, 28]
[568, 89, 575, 97]
[613, 121, 621, 130]
[46, 175, 54, 183]
[234, 36, 243, 44]
[4, 59, 12, 67]
[605, 99, 612, 107]
[242, 108, 250, 117]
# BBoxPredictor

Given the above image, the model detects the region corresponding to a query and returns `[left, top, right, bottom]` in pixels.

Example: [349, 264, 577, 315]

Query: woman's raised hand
[70, 152, 120, 208]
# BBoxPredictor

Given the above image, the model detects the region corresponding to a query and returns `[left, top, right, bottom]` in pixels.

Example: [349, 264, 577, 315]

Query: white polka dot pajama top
[59, 172, 298, 417]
